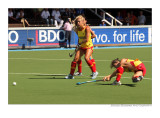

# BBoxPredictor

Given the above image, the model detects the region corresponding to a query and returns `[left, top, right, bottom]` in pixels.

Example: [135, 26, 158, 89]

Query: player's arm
[88, 26, 96, 39]
[103, 69, 117, 81]
[90, 29, 96, 39]
[103, 67, 124, 82]
[78, 26, 90, 45]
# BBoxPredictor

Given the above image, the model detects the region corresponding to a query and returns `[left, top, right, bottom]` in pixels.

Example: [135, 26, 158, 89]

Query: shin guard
[86, 60, 96, 72]
[77, 60, 82, 73]
[70, 61, 77, 75]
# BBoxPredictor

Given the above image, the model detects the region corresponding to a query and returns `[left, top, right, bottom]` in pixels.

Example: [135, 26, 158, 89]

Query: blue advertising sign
[8, 30, 27, 46]
[74, 27, 149, 45]
[8, 29, 75, 47]
[8, 27, 149, 47]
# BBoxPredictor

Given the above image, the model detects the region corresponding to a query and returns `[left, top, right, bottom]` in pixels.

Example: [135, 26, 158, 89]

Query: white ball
[13, 82, 16, 86]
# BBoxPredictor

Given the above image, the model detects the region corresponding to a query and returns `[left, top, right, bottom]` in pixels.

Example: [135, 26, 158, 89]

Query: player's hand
[75, 47, 78, 52]
[103, 76, 111, 81]
[76, 44, 81, 48]
[75, 44, 80, 51]
[77, 43, 81, 47]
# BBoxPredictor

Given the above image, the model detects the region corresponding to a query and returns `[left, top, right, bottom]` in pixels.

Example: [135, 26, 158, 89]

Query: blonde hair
[72, 15, 85, 31]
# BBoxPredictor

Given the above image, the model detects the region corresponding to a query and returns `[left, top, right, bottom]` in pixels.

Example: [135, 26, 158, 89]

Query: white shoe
[90, 71, 98, 77]
[91, 71, 98, 79]
[65, 74, 74, 79]
[74, 72, 82, 76]
[112, 80, 122, 85]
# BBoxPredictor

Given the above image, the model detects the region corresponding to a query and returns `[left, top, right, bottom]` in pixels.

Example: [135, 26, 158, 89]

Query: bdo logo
[38, 30, 65, 42]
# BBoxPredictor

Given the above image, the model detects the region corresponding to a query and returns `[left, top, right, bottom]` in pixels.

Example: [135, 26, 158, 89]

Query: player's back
[121, 58, 138, 72]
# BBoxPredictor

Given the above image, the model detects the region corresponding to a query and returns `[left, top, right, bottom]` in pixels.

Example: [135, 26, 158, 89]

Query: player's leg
[91, 56, 96, 70]
[132, 71, 144, 82]
[75, 54, 94, 76]
[90, 55, 98, 77]
[74, 59, 82, 76]
[85, 48, 94, 71]
[75, 51, 97, 77]
[85, 48, 98, 79]
[65, 49, 84, 79]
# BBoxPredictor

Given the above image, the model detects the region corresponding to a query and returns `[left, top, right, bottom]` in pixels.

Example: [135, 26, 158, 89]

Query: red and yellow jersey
[124, 58, 142, 72]
[78, 27, 93, 48]
[126, 59, 142, 67]
[126, 58, 146, 76]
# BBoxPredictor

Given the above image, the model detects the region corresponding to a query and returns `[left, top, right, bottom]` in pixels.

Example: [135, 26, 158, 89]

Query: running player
[74, 29, 97, 76]
[65, 15, 98, 79]
[103, 58, 146, 85]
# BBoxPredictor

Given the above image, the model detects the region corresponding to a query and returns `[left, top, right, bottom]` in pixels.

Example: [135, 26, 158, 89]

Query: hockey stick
[69, 45, 79, 57]
[76, 79, 103, 85]
[69, 50, 76, 57]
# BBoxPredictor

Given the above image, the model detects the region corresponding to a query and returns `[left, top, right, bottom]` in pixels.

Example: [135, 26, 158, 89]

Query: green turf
[8, 47, 152, 104]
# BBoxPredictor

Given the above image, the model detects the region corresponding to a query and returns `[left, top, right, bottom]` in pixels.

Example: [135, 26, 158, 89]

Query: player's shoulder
[85, 25, 91, 30]
[120, 58, 128, 64]
[85, 26, 91, 33]
[86, 25, 90, 28]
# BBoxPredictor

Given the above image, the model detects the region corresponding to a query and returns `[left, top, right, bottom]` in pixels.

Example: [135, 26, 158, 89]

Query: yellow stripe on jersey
[126, 59, 134, 62]
[78, 27, 93, 48]
[134, 60, 142, 67]
[127, 58, 142, 67]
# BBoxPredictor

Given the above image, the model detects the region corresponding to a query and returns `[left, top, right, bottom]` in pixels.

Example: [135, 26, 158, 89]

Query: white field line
[8, 58, 71, 61]
[8, 72, 67, 75]
[96, 76, 151, 80]
[8, 58, 151, 63]
[8, 72, 151, 80]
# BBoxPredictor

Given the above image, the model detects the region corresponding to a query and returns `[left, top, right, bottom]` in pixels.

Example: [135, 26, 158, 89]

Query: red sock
[116, 67, 124, 82]
[77, 60, 82, 73]
[91, 59, 96, 71]
[86, 60, 96, 72]
[70, 61, 77, 75]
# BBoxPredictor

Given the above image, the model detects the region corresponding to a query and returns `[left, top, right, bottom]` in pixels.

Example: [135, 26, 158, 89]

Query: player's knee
[132, 76, 143, 83]
[73, 57, 79, 62]
[84, 56, 90, 62]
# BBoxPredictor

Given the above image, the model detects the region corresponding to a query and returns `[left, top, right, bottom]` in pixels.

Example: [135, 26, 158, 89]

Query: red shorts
[79, 46, 93, 53]
[130, 62, 146, 76]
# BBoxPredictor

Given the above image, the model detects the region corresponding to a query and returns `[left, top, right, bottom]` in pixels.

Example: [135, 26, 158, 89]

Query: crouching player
[103, 58, 146, 85]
